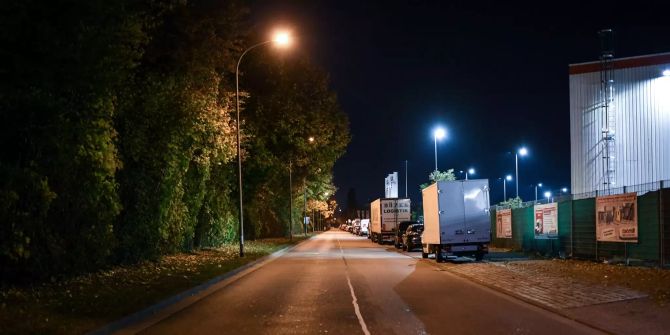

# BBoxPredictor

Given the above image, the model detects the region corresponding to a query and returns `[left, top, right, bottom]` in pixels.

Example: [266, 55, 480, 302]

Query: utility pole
[405, 160, 408, 198]
[289, 161, 293, 241]
[303, 179, 307, 236]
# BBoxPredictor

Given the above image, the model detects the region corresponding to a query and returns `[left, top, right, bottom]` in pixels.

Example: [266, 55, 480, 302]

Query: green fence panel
[490, 209, 521, 249]
[511, 206, 533, 252]
[663, 188, 670, 267]
[572, 198, 596, 259]
[558, 200, 572, 256]
[627, 191, 659, 262]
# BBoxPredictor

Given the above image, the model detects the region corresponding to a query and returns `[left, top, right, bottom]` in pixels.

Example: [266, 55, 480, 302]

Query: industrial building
[569, 52, 670, 198]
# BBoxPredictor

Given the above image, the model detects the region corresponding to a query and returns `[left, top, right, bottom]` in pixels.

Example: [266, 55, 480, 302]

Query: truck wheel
[435, 248, 443, 263]
[394, 241, 400, 249]
[421, 251, 428, 258]
[402, 243, 408, 251]
[475, 252, 484, 261]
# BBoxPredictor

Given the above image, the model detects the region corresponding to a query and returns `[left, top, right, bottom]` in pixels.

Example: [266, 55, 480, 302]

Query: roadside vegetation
[0, 236, 312, 335]
[0, 0, 348, 283]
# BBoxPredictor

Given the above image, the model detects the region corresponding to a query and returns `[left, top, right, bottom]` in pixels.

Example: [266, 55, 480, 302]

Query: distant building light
[663, 69, 670, 77]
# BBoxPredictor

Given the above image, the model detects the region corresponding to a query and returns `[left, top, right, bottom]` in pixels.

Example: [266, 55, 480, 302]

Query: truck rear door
[462, 180, 491, 244]
[438, 181, 467, 244]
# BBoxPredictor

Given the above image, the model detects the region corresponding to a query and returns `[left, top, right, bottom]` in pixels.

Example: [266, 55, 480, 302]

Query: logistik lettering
[383, 209, 409, 213]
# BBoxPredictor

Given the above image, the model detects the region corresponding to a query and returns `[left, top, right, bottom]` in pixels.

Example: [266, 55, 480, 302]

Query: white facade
[569, 53, 670, 198]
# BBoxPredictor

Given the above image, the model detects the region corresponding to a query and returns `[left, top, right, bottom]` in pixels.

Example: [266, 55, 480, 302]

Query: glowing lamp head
[272, 30, 292, 47]
[434, 127, 446, 140]
[308, 136, 315, 143]
[562, 187, 568, 193]
[518, 147, 528, 156]
[663, 69, 670, 77]
[505, 175, 513, 181]
[538, 183, 543, 187]
[544, 191, 552, 199]
[468, 168, 475, 175]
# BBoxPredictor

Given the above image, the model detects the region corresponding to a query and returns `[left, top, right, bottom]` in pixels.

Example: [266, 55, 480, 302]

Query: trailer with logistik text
[370, 198, 411, 244]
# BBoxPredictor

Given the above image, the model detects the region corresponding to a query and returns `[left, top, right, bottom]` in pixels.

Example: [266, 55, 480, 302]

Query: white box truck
[370, 198, 411, 244]
[421, 179, 491, 261]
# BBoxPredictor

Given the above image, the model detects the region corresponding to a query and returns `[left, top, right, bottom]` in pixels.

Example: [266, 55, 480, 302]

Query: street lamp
[562, 187, 568, 194]
[515, 147, 528, 199]
[236, 29, 293, 257]
[459, 168, 475, 180]
[433, 127, 446, 172]
[544, 191, 552, 203]
[535, 183, 542, 202]
[501, 175, 512, 201]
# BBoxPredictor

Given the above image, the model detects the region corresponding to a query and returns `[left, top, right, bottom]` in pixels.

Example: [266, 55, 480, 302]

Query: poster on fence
[534, 203, 558, 239]
[596, 193, 637, 243]
[496, 209, 513, 238]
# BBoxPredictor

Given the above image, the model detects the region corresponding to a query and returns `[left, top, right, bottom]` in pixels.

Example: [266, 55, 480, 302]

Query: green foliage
[0, 0, 349, 281]
[0, 0, 146, 279]
[498, 196, 524, 209]
[419, 169, 456, 190]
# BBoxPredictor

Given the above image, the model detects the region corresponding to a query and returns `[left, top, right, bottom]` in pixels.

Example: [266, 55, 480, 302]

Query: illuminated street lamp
[433, 127, 446, 172]
[544, 191, 552, 202]
[236, 29, 293, 257]
[501, 174, 512, 201]
[466, 168, 475, 180]
[562, 187, 568, 194]
[515, 147, 528, 198]
[535, 183, 542, 202]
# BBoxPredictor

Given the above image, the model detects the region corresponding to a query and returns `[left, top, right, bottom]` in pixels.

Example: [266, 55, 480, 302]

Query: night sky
[251, 0, 670, 209]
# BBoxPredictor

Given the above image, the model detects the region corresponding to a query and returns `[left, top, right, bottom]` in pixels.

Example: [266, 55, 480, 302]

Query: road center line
[336, 237, 371, 335]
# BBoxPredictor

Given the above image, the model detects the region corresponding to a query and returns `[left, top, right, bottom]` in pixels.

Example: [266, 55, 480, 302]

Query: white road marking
[336, 237, 371, 335]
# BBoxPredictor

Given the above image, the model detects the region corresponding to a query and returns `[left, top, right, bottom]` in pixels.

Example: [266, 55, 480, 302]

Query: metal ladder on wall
[599, 29, 616, 192]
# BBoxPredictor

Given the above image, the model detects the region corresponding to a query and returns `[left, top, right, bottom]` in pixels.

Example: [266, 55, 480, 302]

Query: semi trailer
[421, 179, 491, 261]
[370, 198, 411, 244]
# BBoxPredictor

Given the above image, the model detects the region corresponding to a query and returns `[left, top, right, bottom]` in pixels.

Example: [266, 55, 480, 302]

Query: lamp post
[535, 183, 542, 202]
[289, 160, 293, 241]
[235, 30, 292, 257]
[544, 191, 552, 203]
[433, 127, 446, 172]
[515, 147, 528, 199]
[466, 168, 475, 180]
[503, 175, 512, 201]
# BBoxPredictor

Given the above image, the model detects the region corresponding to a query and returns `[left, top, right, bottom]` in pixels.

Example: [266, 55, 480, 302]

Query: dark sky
[250, 0, 670, 208]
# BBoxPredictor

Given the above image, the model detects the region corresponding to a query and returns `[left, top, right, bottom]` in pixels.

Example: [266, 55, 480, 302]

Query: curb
[88, 234, 318, 335]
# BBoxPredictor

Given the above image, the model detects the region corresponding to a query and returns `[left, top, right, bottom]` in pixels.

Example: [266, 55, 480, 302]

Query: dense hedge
[0, 0, 349, 281]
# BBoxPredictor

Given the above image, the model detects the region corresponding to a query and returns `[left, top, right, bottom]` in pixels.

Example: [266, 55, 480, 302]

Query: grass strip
[0, 235, 311, 335]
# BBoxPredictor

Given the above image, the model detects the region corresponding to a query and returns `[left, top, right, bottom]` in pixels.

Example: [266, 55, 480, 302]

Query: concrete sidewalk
[441, 260, 670, 335]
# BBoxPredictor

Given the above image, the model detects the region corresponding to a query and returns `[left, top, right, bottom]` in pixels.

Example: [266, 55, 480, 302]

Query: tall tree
[0, 0, 148, 278]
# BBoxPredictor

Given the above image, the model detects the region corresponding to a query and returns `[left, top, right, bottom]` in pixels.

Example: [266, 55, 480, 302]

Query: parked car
[394, 220, 419, 249]
[402, 223, 424, 251]
[358, 219, 369, 236]
[352, 219, 361, 235]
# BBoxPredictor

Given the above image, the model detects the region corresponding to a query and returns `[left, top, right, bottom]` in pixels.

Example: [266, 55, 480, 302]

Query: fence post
[660, 180, 665, 267]
[570, 197, 574, 258]
[595, 189, 599, 262]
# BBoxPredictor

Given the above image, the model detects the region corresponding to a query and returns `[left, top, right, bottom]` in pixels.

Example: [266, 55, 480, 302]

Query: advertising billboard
[534, 203, 558, 239]
[385, 172, 399, 198]
[596, 193, 637, 243]
[496, 209, 513, 238]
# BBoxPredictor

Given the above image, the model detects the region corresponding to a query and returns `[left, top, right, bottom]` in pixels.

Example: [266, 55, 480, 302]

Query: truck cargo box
[370, 198, 411, 243]
[421, 179, 490, 261]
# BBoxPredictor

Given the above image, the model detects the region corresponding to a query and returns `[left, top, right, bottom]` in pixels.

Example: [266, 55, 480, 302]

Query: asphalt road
[139, 230, 603, 335]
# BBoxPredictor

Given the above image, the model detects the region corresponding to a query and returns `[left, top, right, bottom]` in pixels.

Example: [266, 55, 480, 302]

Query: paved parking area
[444, 260, 647, 309]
